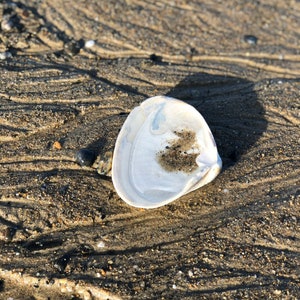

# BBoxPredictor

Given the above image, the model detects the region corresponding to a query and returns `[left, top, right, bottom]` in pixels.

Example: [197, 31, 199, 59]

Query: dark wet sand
[0, 1, 299, 299]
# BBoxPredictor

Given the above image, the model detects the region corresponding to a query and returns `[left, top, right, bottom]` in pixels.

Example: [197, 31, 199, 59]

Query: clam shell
[112, 96, 222, 208]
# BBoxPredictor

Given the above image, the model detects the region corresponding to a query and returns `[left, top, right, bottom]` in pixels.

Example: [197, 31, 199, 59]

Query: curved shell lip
[113, 160, 222, 209]
[111, 95, 222, 209]
[111, 179, 182, 209]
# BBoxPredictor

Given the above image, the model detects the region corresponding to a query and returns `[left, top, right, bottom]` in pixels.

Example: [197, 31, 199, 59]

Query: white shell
[112, 96, 222, 208]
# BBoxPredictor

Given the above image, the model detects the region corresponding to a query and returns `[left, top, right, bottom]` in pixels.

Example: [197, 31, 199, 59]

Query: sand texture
[0, 0, 299, 299]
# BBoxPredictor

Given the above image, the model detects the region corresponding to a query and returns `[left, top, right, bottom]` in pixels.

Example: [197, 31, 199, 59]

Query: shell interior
[112, 96, 222, 208]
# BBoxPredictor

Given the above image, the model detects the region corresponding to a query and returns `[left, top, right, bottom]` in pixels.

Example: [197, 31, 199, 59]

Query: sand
[0, 0, 299, 299]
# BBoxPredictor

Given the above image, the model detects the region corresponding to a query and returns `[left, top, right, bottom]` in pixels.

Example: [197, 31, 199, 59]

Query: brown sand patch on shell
[157, 129, 199, 173]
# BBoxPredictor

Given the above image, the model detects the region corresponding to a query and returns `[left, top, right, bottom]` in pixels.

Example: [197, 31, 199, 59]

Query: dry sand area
[0, 0, 299, 299]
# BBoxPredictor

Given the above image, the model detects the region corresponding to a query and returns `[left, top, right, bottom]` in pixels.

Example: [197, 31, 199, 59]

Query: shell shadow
[166, 73, 267, 170]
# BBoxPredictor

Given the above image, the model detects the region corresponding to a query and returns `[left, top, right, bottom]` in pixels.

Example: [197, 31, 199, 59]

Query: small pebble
[149, 53, 162, 62]
[1, 16, 14, 31]
[243, 35, 258, 45]
[97, 241, 105, 248]
[85, 40, 95, 48]
[0, 52, 12, 60]
[53, 141, 62, 150]
[75, 149, 96, 167]
[98, 151, 113, 176]
[273, 290, 282, 296]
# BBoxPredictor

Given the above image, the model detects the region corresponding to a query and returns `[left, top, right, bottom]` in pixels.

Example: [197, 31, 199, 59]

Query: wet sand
[0, 1, 299, 299]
